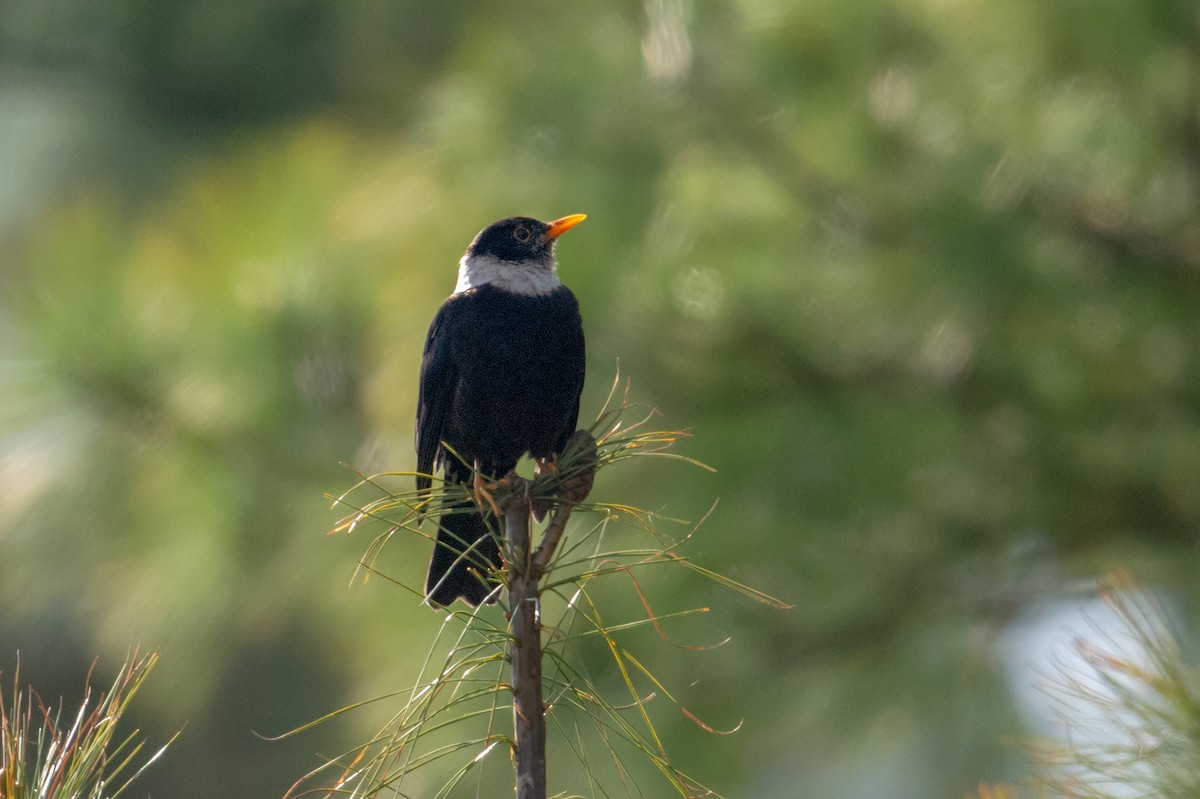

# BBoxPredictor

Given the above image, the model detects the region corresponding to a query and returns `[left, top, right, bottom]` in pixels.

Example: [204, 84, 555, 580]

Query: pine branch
[303, 382, 787, 798]
[503, 430, 598, 799]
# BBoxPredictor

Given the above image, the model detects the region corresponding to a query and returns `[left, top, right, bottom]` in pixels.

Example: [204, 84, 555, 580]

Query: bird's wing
[416, 299, 459, 493]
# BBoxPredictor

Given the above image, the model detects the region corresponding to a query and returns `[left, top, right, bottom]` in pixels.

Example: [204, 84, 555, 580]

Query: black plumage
[416, 215, 587, 606]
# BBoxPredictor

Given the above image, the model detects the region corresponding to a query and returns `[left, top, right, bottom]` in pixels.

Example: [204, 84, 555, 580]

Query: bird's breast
[442, 285, 584, 469]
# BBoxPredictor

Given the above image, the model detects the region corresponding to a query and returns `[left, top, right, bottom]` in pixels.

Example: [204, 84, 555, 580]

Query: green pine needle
[0, 650, 173, 799]
[298, 375, 788, 797]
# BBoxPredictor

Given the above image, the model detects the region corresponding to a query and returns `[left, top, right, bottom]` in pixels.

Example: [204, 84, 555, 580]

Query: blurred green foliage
[1, 0, 1198, 796]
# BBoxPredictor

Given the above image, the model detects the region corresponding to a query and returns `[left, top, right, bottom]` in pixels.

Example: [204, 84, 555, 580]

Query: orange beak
[544, 213, 587, 241]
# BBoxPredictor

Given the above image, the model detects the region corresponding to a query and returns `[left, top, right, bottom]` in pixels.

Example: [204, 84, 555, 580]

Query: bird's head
[456, 214, 586, 296]
[466, 214, 586, 264]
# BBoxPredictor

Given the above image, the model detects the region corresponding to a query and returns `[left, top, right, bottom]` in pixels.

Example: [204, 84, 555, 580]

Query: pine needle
[0, 650, 173, 799]
[297, 375, 786, 796]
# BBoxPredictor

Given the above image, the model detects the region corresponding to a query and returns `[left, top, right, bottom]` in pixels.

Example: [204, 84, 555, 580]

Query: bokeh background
[2, 1, 1199, 796]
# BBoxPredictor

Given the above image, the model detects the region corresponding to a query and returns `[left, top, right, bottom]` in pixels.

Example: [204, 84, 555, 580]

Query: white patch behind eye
[454, 253, 563, 296]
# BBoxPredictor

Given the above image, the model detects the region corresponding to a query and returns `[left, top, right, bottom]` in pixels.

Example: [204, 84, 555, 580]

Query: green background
[1, 1, 1198, 796]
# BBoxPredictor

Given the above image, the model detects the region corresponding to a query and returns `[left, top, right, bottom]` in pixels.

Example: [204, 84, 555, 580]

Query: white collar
[454, 253, 563, 297]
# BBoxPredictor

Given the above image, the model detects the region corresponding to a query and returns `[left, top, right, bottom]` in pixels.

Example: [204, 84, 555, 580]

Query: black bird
[416, 214, 587, 606]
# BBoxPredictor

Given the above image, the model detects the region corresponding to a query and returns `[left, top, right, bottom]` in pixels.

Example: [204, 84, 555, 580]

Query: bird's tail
[425, 497, 502, 607]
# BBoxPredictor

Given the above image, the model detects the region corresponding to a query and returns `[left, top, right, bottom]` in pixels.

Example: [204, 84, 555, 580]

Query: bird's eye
[513, 226, 531, 242]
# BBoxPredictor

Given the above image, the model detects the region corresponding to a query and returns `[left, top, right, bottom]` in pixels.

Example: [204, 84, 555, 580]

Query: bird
[416, 214, 587, 607]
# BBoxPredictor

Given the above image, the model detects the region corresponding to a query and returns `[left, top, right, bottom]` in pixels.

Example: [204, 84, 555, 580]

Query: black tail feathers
[425, 499, 501, 607]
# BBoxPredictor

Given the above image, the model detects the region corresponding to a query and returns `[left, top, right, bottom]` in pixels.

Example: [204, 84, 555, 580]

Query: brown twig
[531, 431, 598, 578]
[505, 493, 545, 799]
[502, 429, 598, 799]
